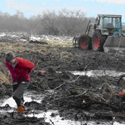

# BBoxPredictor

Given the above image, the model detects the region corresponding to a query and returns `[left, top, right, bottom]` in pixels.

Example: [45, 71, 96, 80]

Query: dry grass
[0, 62, 10, 84]
[47, 40, 73, 47]
[0, 42, 35, 52]
[0, 39, 73, 53]
[0, 71, 10, 84]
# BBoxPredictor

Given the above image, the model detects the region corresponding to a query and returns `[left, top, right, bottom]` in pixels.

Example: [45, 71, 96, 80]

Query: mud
[1, 34, 125, 124]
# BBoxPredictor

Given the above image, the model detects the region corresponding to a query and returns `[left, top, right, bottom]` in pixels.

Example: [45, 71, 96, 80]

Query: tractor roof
[97, 14, 122, 18]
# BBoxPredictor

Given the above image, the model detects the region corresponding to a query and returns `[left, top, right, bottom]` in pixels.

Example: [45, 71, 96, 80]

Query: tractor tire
[78, 35, 92, 50]
[92, 31, 107, 52]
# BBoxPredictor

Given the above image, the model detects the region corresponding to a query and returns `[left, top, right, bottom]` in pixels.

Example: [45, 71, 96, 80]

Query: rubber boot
[13, 96, 25, 112]
[17, 106, 24, 112]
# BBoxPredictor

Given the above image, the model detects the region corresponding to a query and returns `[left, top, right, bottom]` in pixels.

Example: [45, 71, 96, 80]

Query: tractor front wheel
[78, 35, 92, 50]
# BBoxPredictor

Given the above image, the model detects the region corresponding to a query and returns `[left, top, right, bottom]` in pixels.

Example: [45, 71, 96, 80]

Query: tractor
[73, 14, 125, 52]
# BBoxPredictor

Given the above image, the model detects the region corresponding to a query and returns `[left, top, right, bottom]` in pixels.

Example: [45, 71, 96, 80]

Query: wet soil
[1, 35, 125, 124]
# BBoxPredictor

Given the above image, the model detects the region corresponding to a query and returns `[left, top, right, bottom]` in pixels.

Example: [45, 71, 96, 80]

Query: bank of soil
[0, 35, 125, 124]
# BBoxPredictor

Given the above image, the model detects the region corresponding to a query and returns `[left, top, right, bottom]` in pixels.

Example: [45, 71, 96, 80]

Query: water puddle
[1, 91, 43, 108]
[25, 111, 112, 125]
[0, 91, 125, 125]
[70, 70, 125, 77]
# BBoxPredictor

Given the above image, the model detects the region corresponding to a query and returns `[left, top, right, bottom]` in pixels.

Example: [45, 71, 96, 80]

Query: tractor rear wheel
[78, 35, 92, 50]
[92, 31, 107, 51]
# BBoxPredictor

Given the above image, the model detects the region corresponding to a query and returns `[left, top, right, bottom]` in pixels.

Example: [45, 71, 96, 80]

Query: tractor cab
[95, 14, 122, 36]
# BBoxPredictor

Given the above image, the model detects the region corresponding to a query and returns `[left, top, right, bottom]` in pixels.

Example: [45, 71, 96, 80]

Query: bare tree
[40, 11, 60, 35]
[58, 9, 88, 36]
[0, 9, 93, 36]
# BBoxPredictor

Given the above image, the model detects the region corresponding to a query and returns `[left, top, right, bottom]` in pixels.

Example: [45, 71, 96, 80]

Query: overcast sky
[1, 0, 125, 21]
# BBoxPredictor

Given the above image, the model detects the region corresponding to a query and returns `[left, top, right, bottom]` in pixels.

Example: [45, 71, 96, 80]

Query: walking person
[4, 51, 34, 112]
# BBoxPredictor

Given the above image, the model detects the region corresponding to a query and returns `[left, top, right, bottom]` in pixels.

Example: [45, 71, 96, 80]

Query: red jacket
[4, 57, 34, 82]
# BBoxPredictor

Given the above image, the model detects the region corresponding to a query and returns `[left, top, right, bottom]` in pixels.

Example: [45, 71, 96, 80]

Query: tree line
[0, 9, 95, 36]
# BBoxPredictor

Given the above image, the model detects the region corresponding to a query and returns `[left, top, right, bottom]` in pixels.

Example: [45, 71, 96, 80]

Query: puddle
[25, 110, 113, 125]
[1, 91, 43, 108]
[70, 70, 125, 77]
[0, 91, 125, 125]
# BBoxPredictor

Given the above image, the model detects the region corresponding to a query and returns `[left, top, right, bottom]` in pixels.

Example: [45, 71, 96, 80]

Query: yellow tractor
[73, 14, 125, 52]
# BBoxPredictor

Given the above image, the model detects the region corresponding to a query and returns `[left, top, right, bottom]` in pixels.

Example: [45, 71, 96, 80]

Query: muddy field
[1, 33, 125, 124]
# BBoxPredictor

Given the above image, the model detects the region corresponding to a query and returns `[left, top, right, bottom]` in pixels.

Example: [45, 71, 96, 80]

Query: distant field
[0, 32, 73, 52]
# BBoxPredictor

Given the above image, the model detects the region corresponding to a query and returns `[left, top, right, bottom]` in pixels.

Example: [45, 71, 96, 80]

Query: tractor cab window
[112, 18, 121, 29]
[122, 23, 125, 30]
[122, 23, 125, 35]
[103, 17, 112, 28]
[102, 17, 121, 29]
[99, 17, 103, 26]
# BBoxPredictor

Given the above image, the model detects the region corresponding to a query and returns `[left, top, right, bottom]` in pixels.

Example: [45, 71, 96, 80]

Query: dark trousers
[12, 81, 30, 107]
